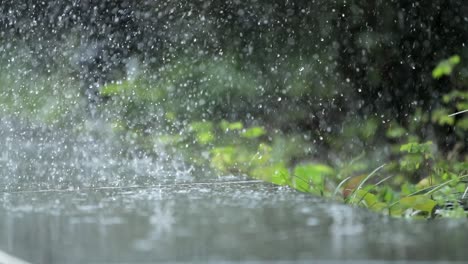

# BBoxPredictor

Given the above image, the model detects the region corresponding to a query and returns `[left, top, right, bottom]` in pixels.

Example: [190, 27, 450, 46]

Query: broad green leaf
[293, 163, 334, 195]
[399, 195, 437, 212]
[241, 126, 266, 138]
[353, 189, 379, 207]
[251, 163, 290, 185]
[370, 202, 388, 212]
[293, 176, 310, 192]
[294, 163, 334, 186]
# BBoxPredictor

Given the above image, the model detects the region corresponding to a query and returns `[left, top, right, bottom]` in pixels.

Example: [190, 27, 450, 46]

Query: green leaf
[431, 108, 455, 126]
[241, 126, 266, 138]
[386, 123, 406, 139]
[399, 154, 423, 171]
[190, 121, 213, 133]
[352, 189, 387, 212]
[294, 163, 334, 186]
[432, 55, 460, 79]
[220, 120, 243, 131]
[250, 143, 272, 166]
[399, 195, 437, 213]
[211, 146, 235, 171]
[400, 141, 433, 155]
[251, 163, 290, 185]
[196, 131, 214, 144]
[190, 121, 214, 144]
[293, 163, 334, 195]
[293, 176, 310, 192]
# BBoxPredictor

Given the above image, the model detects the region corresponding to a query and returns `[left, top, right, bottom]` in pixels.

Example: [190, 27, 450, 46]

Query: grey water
[1, 118, 468, 264]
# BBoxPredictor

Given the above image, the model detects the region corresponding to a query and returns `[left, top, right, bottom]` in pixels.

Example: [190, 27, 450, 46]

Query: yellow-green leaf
[251, 163, 290, 185]
[241, 126, 266, 138]
[399, 195, 437, 212]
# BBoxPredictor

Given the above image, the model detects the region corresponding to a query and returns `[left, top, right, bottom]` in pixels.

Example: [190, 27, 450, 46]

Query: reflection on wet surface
[1, 181, 468, 264]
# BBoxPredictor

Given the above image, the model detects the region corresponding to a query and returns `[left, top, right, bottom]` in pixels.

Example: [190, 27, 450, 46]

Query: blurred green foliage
[116, 54, 464, 219]
[432, 55, 460, 79]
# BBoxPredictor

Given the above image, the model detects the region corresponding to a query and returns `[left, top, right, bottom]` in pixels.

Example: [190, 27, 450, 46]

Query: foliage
[130, 54, 466, 219]
[161, 118, 466, 218]
[432, 55, 461, 79]
[68, 54, 465, 219]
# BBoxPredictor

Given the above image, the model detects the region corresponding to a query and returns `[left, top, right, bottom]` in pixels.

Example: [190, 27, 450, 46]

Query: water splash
[0, 116, 193, 192]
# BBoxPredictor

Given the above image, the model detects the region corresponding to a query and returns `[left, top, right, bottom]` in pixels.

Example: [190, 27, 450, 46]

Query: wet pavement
[1, 118, 468, 263]
[1, 181, 468, 264]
